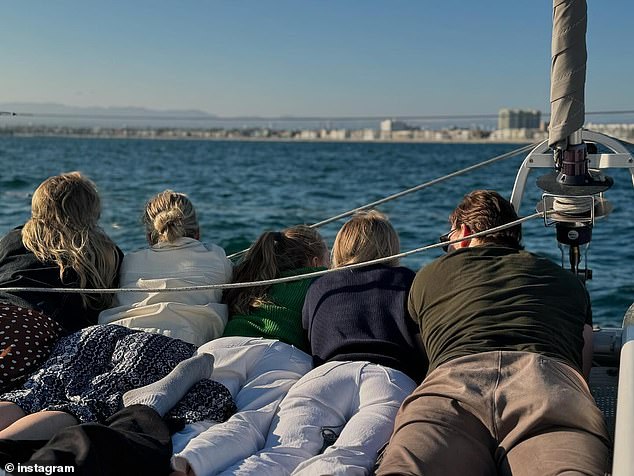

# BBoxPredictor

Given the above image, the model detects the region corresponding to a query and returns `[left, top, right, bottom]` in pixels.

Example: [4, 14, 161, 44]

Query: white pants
[221, 360, 417, 476]
[171, 337, 313, 476]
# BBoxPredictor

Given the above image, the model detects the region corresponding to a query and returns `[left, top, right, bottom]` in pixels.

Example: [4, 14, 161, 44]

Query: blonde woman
[0, 191, 236, 444]
[99, 190, 233, 346]
[221, 210, 426, 476]
[0, 171, 122, 393]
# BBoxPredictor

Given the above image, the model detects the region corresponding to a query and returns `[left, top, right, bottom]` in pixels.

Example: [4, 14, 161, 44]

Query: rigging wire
[0, 212, 544, 295]
[2, 110, 634, 121]
[309, 143, 537, 228]
[227, 142, 539, 260]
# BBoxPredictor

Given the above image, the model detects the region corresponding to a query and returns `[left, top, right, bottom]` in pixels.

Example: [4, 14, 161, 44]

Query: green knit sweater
[222, 267, 324, 353]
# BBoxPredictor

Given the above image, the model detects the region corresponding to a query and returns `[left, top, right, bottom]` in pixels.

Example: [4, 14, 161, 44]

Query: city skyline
[1, 1, 633, 118]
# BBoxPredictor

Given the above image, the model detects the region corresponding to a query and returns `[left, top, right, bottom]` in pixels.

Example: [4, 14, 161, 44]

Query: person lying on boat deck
[220, 210, 427, 476]
[0, 313, 235, 446]
[99, 190, 233, 346]
[376, 190, 611, 476]
[0, 171, 122, 393]
[0, 191, 237, 443]
[0, 353, 236, 475]
[0, 225, 330, 475]
[168, 225, 329, 476]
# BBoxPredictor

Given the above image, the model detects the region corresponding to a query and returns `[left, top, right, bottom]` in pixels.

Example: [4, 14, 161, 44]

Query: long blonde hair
[224, 225, 327, 315]
[21, 172, 120, 309]
[144, 190, 199, 245]
[332, 209, 400, 267]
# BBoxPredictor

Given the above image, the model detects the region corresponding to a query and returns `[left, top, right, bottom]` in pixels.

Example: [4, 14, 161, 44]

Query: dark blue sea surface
[1, 136, 632, 327]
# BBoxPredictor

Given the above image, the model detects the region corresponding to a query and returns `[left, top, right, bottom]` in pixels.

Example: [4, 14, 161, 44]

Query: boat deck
[589, 366, 618, 442]
[588, 327, 622, 474]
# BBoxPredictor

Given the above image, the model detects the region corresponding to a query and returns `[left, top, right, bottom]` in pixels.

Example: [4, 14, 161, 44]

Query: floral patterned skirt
[1, 324, 235, 424]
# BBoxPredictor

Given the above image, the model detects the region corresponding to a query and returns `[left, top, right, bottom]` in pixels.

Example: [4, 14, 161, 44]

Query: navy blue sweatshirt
[302, 264, 427, 383]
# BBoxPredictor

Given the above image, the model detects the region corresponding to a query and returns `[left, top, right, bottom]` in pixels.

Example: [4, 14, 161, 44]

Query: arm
[406, 300, 428, 381]
[302, 294, 311, 333]
[581, 287, 593, 381]
[582, 323, 593, 380]
[407, 269, 425, 327]
[407, 288, 418, 325]
[169, 467, 195, 476]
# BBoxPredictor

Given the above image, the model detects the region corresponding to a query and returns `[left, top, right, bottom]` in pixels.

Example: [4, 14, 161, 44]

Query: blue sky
[1, 1, 632, 117]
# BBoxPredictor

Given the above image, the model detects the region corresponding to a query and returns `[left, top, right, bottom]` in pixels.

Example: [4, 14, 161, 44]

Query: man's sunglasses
[438, 228, 458, 253]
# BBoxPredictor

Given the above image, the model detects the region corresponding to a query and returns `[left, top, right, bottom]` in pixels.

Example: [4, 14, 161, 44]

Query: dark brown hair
[223, 225, 327, 315]
[449, 190, 523, 249]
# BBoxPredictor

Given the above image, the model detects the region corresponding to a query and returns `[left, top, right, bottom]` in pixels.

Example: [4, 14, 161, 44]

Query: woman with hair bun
[99, 190, 233, 346]
[0, 190, 235, 443]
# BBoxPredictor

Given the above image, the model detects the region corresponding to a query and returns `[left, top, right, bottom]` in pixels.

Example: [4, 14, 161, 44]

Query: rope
[227, 142, 539, 260]
[0, 212, 544, 295]
[553, 196, 593, 215]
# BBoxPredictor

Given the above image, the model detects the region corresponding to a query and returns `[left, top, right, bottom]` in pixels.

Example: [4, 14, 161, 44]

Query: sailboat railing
[509, 130, 634, 213]
[612, 304, 634, 476]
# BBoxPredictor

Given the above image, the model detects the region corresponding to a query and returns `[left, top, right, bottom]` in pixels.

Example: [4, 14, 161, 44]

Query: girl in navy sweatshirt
[221, 210, 427, 476]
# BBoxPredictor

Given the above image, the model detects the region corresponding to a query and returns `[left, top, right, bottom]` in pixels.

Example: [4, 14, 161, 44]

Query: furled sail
[548, 0, 587, 148]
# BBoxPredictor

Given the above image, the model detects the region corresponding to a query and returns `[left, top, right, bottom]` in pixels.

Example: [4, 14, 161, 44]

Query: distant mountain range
[0, 102, 391, 130]
[0, 102, 217, 120]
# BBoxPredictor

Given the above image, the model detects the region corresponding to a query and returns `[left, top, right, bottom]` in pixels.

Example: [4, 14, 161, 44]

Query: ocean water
[1, 136, 632, 327]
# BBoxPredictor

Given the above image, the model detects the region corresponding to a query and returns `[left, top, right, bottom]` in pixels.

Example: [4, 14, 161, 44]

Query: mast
[536, 0, 613, 280]
[548, 0, 587, 150]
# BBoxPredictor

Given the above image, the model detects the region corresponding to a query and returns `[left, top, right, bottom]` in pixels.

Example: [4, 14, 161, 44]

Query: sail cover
[549, 0, 587, 148]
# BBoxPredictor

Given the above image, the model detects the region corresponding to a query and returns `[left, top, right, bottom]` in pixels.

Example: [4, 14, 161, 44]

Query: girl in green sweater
[167, 224, 330, 475]
[222, 225, 329, 353]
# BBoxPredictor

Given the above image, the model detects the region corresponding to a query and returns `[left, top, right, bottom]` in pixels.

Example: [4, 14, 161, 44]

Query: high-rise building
[380, 119, 409, 132]
[498, 109, 541, 129]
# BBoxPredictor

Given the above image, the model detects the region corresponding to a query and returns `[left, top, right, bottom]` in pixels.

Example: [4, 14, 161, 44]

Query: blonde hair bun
[153, 208, 186, 242]
[144, 190, 198, 244]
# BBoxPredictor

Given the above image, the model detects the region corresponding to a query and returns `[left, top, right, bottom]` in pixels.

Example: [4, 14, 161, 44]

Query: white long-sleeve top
[99, 237, 233, 346]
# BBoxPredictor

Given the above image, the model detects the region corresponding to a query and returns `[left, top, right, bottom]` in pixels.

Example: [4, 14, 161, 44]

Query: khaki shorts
[376, 351, 610, 476]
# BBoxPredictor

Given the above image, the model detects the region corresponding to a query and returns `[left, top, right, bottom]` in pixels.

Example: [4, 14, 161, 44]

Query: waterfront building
[498, 109, 541, 130]
[380, 119, 409, 132]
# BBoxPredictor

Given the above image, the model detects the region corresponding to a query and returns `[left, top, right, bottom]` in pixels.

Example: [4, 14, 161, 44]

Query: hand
[169, 463, 195, 476]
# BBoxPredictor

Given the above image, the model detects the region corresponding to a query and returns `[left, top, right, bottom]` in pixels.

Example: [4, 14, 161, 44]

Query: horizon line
[2, 110, 634, 122]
